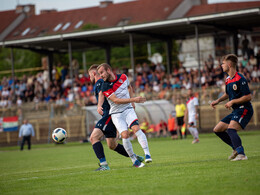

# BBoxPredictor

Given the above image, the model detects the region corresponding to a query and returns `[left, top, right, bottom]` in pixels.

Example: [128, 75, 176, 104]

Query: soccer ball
[52, 128, 67, 143]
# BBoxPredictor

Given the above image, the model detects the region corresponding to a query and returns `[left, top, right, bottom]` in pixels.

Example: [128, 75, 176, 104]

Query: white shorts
[188, 116, 197, 127]
[111, 108, 138, 134]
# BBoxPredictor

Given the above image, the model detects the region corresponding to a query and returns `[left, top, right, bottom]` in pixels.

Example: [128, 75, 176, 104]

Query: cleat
[136, 155, 144, 162]
[228, 150, 238, 160]
[192, 139, 200, 144]
[231, 154, 248, 161]
[145, 154, 152, 163]
[95, 164, 110, 171]
[133, 160, 145, 168]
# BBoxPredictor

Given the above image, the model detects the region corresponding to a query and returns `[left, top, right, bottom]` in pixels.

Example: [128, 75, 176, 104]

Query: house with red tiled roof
[0, 4, 36, 41]
[3, 0, 260, 42]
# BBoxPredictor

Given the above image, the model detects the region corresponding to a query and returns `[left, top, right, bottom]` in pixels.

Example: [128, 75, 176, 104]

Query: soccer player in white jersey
[97, 63, 152, 168]
[184, 88, 200, 144]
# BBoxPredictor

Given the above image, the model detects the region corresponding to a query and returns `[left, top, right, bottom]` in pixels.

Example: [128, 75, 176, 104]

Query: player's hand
[225, 101, 233, 110]
[131, 102, 135, 110]
[134, 96, 146, 103]
[210, 100, 219, 109]
[97, 106, 103, 115]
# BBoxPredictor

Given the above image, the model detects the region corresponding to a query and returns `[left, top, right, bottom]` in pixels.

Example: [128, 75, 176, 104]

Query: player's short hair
[88, 64, 99, 72]
[222, 54, 238, 67]
[97, 63, 112, 71]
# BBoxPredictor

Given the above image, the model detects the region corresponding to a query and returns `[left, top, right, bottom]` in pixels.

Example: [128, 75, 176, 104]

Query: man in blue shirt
[211, 54, 253, 161]
[19, 119, 35, 150]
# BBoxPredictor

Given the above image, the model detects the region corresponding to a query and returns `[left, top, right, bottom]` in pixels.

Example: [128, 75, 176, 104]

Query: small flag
[181, 123, 186, 135]
[0, 118, 3, 132]
[3, 116, 18, 132]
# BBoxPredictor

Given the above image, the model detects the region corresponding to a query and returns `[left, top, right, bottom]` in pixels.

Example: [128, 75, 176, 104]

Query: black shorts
[95, 114, 117, 138]
[170, 131, 177, 135]
[177, 116, 184, 126]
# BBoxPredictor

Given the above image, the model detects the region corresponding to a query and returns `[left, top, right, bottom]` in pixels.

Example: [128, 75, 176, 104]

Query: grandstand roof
[4, 0, 183, 41]
[0, 1, 260, 53]
[0, 10, 20, 34]
[185, 1, 260, 16]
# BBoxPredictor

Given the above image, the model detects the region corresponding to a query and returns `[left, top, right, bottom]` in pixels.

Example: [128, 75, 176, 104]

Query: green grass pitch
[0, 131, 259, 195]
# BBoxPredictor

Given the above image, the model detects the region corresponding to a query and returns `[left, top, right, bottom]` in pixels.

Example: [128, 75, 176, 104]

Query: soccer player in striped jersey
[211, 54, 253, 161]
[184, 88, 200, 144]
[97, 63, 152, 168]
[88, 65, 144, 171]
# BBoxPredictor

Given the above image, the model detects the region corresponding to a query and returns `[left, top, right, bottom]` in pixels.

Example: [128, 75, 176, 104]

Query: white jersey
[102, 74, 132, 114]
[186, 96, 199, 123]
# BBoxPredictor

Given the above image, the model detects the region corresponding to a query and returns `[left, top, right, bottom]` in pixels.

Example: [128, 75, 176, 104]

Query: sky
[1, 0, 259, 14]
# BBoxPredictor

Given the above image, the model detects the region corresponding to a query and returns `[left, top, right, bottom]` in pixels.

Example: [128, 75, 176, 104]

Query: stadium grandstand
[0, 0, 260, 146]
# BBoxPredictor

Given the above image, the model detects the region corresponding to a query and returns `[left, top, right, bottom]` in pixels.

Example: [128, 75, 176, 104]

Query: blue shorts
[95, 114, 117, 138]
[221, 106, 253, 129]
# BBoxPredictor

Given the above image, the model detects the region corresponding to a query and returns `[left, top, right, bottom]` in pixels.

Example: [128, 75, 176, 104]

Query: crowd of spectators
[0, 53, 259, 110]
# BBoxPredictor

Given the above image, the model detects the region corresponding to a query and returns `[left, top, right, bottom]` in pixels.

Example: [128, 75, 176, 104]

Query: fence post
[35, 121, 40, 141]
[253, 102, 258, 126]
[6, 132, 10, 143]
[216, 107, 220, 126]
[81, 115, 85, 137]
[66, 117, 71, 137]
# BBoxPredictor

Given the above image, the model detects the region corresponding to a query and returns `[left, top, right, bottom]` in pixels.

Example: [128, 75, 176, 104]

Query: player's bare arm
[97, 91, 104, 115]
[128, 84, 135, 109]
[211, 93, 229, 109]
[195, 105, 199, 120]
[184, 107, 188, 122]
[225, 94, 252, 109]
[108, 93, 146, 104]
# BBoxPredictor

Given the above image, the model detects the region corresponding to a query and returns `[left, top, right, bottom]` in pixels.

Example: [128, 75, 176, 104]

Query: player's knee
[108, 142, 117, 150]
[213, 127, 219, 132]
[121, 131, 129, 139]
[89, 135, 99, 145]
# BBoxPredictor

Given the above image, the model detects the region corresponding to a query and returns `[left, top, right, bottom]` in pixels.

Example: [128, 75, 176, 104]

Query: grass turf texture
[0, 131, 259, 195]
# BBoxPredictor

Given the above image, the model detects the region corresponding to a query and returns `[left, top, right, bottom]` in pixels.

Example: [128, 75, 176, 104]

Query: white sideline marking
[17, 171, 85, 181]
[0, 165, 90, 177]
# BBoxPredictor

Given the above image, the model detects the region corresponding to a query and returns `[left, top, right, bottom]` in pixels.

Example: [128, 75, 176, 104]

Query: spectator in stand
[241, 56, 248, 68]
[207, 54, 214, 70]
[72, 59, 79, 78]
[251, 65, 260, 83]
[256, 50, 260, 67]
[16, 96, 22, 107]
[249, 54, 257, 66]
[63, 75, 73, 88]
[242, 35, 249, 57]
[0, 96, 7, 108]
[135, 63, 143, 75]
[142, 62, 150, 74]
[61, 65, 68, 82]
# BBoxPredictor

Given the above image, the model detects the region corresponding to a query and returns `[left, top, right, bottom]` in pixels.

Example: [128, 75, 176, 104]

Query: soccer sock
[122, 138, 137, 163]
[188, 127, 196, 139]
[193, 127, 199, 139]
[135, 129, 151, 156]
[114, 143, 129, 157]
[227, 128, 245, 155]
[214, 131, 234, 149]
[92, 142, 107, 165]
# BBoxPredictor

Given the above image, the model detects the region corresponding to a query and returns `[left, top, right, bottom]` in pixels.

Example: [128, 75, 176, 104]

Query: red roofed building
[2, 0, 260, 42]
[186, 1, 260, 17]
